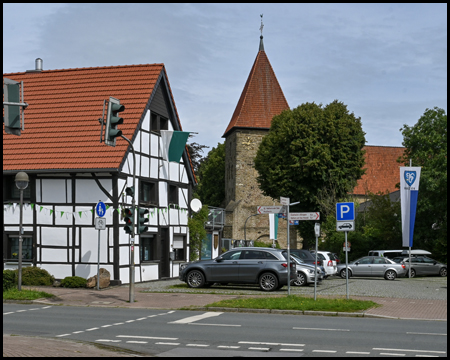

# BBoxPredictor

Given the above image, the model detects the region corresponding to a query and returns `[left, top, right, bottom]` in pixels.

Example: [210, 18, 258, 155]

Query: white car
[310, 251, 337, 276]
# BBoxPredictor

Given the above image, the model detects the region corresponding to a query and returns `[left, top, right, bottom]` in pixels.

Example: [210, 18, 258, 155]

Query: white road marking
[136, 317, 147, 320]
[101, 324, 113, 328]
[28, 308, 40, 311]
[249, 347, 270, 351]
[169, 312, 223, 324]
[415, 355, 439, 357]
[72, 331, 84, 334]
[156, 342, 180, 346]
[16, 310, 27, 312]
[85, 327, 99, 331]
[126, 320, 135, 323]
[294, 327, 349, 331]
[189, 323, 241, 327]
[280, 349, 304, 352]
[56, 334, 71, 337]
[407, 332, 447, 336]
[126, 341, 148, 344]
[186, 344, 209, 347]
[312, 350, 337, 353]
[42, 306, 52, 309]
[113, 322, 124, 325]
[117, 335, 178, 340]
[347, 351, 370, 354]
[4, 312, 14, 315]
[373, 348, 446, 354]
[218, 345, 240, 349]
[96, 339, 122, 343]
[239, 341, 304, 347]
[380, 353, 405, 356]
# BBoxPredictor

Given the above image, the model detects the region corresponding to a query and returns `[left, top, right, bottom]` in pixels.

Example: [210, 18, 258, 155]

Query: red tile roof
[3, 64, 186, 173]
[223, 50, 289, 137]
[354, 145, 405, 195]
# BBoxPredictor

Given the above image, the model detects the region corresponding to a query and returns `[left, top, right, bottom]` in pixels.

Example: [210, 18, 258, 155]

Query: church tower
[223, 19, 295, 247]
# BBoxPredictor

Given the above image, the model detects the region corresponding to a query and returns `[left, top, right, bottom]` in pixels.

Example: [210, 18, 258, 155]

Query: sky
[3, 3, 447, 155]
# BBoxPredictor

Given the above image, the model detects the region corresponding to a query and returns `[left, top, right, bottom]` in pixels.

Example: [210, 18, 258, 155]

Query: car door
[352, 256, 373, 276]
[410, 257, 426, 275]
[238, 250, 267, 282]
[208, 250, 242, 283]
[421, 257, 438, 275]
[371, 257, 389, 276]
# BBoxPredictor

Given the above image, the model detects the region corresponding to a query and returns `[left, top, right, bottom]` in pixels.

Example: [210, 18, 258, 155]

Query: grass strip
[3, 287, 54, 300]
[205, 295, 380, 312]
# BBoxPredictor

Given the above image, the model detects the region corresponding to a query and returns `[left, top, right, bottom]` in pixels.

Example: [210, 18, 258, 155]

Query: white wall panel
[150, 158, 158, 179]
[74, 207, 93, 225]
[80, 227, 108, 263]
[180, 188, 188, 208]
[150, 134, 159, 157]
[41, 179, 66, 203]
[42, 248, 67, 262]
[141, 156, 149, 178]
[37, 207, 53, 225]
[180, 210, 188, 226]
[159, 182, 168, 207]
[55, 206, 73, 225]
[120, 246, 129, 265]
[169, 208, 178, 225]
[41, 264, 72, 279]
[41, 227, 67, 246]
[141, 264, 159, 281]
[160, 160, 169, 180]
[169, 162, 179, 182]
[120, 267, 129, 284]
[181, 165, 189, 184]
[159, 211, 168, 226]
[75, 179, 112, 204]
[148, 210, 158, 226]
[134, 130, 141, 153]
[141, 131, 150, 156]
[4, 204, 33, 225]
[142, 109, 150, 132]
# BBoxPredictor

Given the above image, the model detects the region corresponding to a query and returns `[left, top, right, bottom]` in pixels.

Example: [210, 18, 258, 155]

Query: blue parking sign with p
[336, 202, 355, 221]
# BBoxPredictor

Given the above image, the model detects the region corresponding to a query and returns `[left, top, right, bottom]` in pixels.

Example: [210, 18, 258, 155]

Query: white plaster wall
[141, 264, 159, 281]
[141, 155, 149, 178]
[169, 208, 178, 225]
[148, 210, 158, 226]
[41, 248, 67, 262]
[180, 210, 188, 226]
[120, 267, 129, 284]
[150, 158, 158, 179]
[180, 166, 189, 184]
[40, 264, 73, 279]
[142, 110, 150, 132]
[74, 206, 93, 225]
[80, 227, 108, 263]
[4, 203, 33, 225]
[41, 227, 67, 246]
[159, 182, 168, 207]
[150, 134, 158, 157]
[180, 188, 188, 208]
[169, 162, 179, 182]
[36, 207, 53, 225]
[159, 211, 168, 226]
[134, 130, 141, 153]
[141, 131, 150, 156]
[75, 179, 112, 204]
[120, 246, 129, 265]
[41, 179, 66, 203]
[55, 206, 74, 226]
[119, 231, 130, 245]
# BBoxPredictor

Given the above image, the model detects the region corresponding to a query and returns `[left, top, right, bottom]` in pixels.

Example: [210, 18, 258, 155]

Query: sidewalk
[3, 283, 447, 357]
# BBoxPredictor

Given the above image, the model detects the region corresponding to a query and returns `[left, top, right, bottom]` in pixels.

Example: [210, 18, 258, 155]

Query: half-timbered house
[3, 61, 196, 284]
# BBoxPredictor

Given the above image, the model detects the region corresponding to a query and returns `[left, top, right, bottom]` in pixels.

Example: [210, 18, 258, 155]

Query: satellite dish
[190, 198, 202, 213]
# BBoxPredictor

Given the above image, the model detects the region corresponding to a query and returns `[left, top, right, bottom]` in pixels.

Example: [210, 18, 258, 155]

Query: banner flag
[400, 167, 421, 247]
[160, 130, 190, 163]
[269, 213, 278, 240]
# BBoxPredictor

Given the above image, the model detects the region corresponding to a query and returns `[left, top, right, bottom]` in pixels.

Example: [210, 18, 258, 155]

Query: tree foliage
[186, 135, 209, 176]
[400, 107, 447, 262]
[254, 101, 366, 247]
[187, 205, 209, 261]
[195, 142, 226, 207]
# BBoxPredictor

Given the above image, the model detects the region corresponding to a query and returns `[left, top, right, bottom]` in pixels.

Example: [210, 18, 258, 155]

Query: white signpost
[336, 202, 355, 299]
[256, 206, 286, 214]
[289, 212, 320, 221]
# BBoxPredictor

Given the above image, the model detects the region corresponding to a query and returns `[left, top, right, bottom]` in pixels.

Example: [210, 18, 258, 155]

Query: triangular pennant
[79, 211, 82, 218]
[31, 203, 35, 210]
[61, 211, 64, 217]
[50, 209, 54, 215]
[40, 206, 44, 212]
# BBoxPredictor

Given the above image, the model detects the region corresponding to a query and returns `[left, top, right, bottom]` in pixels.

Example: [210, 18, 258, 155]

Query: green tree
[186, 135, 209, 176]
[254, 101, 366, 248]
[400, 107, 447, 262]
[195, 142, 226, 207]
[187, 205, 208, 261]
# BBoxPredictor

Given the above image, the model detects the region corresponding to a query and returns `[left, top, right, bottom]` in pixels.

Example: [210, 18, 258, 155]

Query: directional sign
[96, 201, 106, 218]
[336, 202, 355, 221]
[257, 206, 285, 214]
[289, 212, 320, 221]
[280, 197, 290, 205]
[289, 220, 299, 225]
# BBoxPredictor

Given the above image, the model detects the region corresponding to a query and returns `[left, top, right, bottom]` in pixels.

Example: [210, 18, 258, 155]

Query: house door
[160, 228, 170, 278]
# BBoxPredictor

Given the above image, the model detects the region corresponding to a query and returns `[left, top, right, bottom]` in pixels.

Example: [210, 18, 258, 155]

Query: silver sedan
[337, 256, 407, 280]
[392, 256, 447, 278]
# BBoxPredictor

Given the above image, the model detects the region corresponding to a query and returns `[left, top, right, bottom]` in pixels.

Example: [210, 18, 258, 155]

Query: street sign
[336, 202, 355, 221]
[315, 223, 321, 237]
[289, 220, 299, 225]
[337, 220, 354, 232]
[96, 201, 106, 217]
[280, 197, 290, 205]
[289, 212, 320, 221]
[95, 217, 106, 230]
[257, 206, 285, 214]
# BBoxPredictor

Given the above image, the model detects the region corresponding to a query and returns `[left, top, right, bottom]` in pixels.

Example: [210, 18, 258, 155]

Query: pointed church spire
[259, 14, 264, 51]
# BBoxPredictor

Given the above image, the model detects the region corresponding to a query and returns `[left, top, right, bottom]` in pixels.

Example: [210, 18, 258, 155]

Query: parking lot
[139, 275, 447, 300]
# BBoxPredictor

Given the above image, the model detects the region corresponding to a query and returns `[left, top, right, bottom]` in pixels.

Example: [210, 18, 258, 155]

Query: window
[150, 113, 169, 134]
[173, 236, 185, 261]
[168, 184, 178, 205]
[140, 235, 157, 262]
[221, 250, 242, 261]
[140, 181, 157, 206]
[3, 176, 31, 201]
[7, 235, 33, 261]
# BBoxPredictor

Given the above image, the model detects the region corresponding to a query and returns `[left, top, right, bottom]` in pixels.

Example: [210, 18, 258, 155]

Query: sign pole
[287, 202, 290, 296]
[314, 233, 318, 301]
[345, 230, 349, 299]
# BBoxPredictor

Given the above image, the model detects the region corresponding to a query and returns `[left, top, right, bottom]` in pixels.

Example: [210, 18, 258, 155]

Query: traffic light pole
[120, 134, 136, 304]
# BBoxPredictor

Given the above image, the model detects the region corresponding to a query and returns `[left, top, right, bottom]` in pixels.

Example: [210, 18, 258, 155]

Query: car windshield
[291, 253, 305, 264]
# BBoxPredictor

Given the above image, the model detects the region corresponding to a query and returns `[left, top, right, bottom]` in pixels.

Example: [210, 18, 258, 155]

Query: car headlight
[307, 269, 314, 274]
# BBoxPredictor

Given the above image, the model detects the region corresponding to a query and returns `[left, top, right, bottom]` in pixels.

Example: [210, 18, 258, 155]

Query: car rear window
[327, 253, 335, 260]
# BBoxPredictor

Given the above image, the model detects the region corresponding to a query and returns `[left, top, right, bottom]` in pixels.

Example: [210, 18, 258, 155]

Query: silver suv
[179, 247, 297, 292]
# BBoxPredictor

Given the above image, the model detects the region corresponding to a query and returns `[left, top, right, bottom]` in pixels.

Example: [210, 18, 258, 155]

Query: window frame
[139, 180, 158, 206]
[5, 233, 34, 262]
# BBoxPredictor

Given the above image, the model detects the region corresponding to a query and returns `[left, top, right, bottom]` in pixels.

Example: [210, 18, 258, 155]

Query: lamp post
[244, 213, 259, 242]
[15, 171, 29, 291]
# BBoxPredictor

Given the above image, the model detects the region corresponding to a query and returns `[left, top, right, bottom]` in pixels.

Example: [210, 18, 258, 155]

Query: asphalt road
[3, 304, 447, 357]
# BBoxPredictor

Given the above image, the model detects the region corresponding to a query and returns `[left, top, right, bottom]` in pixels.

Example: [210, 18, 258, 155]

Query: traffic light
[123, 207, 134, 235]
[3, 78, 22, 135]
[105, 97, 125, 147]
[125, 186, 134, 197]
[136, 207, 149, 234]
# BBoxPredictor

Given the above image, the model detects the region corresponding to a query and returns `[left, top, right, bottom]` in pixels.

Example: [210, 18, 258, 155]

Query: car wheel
[294, 272, 307, 286]
[186, 270, 205, 288]
[340, 269, 351, 279]
[259, 272, 278, 292]
[408, 269, 416, 278]
[385, 270, 396, 280]
[439, 268, 447, 277]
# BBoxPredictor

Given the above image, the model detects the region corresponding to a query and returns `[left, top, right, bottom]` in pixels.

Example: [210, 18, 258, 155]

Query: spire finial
[259, 14, 265, 51]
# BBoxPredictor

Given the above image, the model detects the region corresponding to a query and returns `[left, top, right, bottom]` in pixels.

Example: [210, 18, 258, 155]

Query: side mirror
[216, 256, 223, 262]
[355, 262, 359, 265]
[433, 262, 437, 265]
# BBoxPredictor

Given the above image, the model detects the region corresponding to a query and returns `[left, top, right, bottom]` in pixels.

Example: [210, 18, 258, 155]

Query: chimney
[26, 58, 43, 73]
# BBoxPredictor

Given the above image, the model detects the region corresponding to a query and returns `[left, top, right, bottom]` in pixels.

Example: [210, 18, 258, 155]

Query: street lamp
[15, 171, 29, 291]
[244, 213, 260, 241]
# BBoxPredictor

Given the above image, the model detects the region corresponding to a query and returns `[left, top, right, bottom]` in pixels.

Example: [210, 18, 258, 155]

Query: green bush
[21, 266, 55, 286]
[3, 270, 17, 292]
[61, 276, 87, 288]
